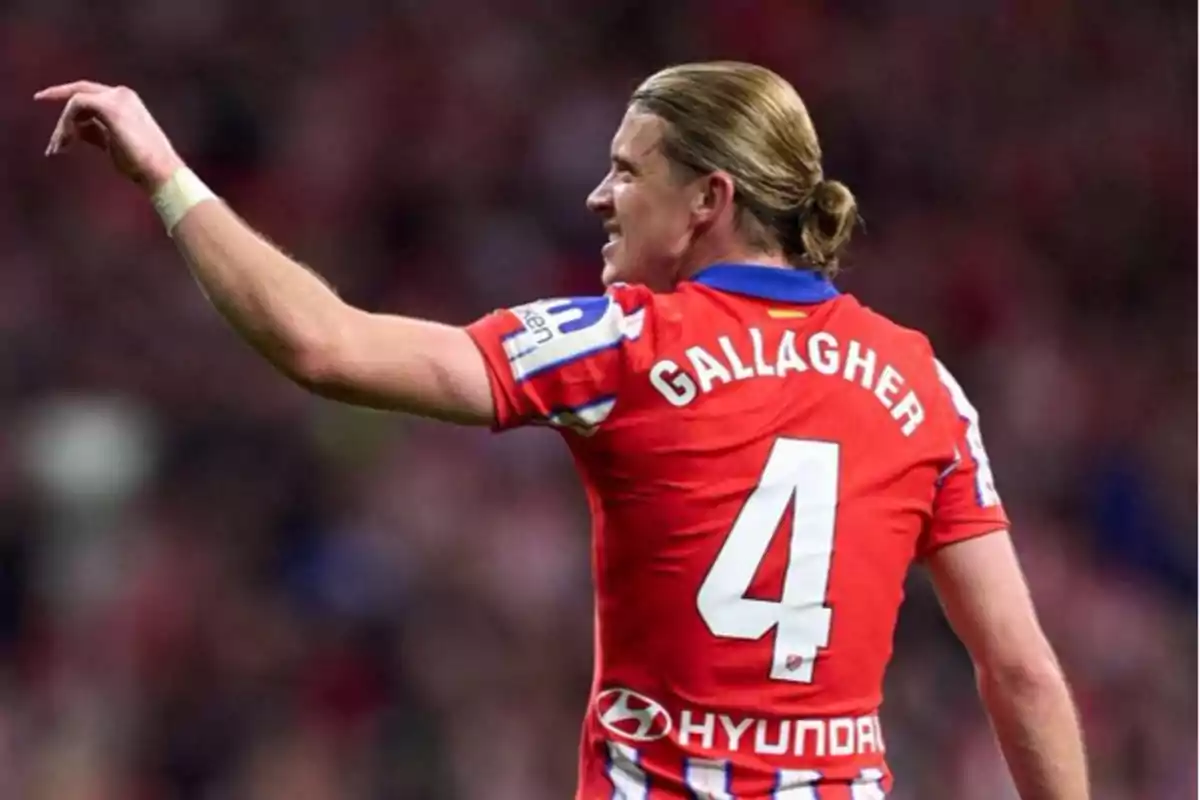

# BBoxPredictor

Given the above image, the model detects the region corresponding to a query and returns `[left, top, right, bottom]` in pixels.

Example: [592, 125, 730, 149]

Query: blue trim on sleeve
[515, 339, 623, 383]
[690, 264, 839, 303]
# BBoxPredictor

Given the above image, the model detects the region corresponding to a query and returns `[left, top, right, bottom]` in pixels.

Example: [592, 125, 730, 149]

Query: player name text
[649, 328, 925, 435]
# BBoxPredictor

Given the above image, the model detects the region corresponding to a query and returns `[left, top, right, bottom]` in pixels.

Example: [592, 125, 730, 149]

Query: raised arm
[168, 200, 494, 423]
[927, 532, 1089, 800]
[35, 81, 494, 425]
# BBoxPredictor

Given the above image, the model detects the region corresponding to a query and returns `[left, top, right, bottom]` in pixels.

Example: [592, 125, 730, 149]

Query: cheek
[619, 191, 670, 239]
[613, 184, 638, 217]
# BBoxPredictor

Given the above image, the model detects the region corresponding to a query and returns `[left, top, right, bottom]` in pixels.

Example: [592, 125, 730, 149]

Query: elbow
[278, 299, 364, 392]
[289, 340, 346, 393]
[286, 322, 352, 393]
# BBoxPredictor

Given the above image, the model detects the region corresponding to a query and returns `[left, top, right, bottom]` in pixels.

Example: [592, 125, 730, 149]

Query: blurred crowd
[0, 1, 1195, 798]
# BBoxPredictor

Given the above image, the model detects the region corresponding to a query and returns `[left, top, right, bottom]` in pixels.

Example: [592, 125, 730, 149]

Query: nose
[586, 173, 613, 216]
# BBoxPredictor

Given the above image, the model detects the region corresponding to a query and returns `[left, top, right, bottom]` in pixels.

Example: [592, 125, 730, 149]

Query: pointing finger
[46, 92, 112, 155]
[34, 80, 115, 101]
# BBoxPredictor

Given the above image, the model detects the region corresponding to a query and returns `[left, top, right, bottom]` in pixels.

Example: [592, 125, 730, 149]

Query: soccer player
[36, 62, 1088, 799]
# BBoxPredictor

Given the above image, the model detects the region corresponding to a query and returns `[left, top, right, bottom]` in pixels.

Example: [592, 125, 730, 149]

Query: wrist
[150, 166, 217, 234]
[142, 151, 187, 193]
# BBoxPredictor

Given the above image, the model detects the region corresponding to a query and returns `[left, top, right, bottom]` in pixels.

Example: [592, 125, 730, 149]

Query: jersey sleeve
[919, 360, 1010, 557]
[465, 286, 648, 434]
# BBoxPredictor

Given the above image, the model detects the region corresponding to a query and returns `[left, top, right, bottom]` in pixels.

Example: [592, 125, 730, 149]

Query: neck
[674, 245, 792, 284]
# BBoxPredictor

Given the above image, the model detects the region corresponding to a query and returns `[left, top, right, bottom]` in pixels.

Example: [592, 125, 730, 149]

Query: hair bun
[800, 179, 859, 272]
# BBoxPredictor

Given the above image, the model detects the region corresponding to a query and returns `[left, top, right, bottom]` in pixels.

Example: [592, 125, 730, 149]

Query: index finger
[34, 80, 115, 101]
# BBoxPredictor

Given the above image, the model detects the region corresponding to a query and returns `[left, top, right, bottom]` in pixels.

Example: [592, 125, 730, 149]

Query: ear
[690, 171, 738, 229]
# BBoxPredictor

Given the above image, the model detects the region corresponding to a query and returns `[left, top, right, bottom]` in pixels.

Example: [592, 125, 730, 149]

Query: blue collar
[689, 264, 839, 303]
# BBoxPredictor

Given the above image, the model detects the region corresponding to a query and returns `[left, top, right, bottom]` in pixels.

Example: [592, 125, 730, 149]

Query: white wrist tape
[151, 167, 216, 234]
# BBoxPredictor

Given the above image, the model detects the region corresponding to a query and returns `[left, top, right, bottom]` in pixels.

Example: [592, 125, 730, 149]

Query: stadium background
[0, 2, 1195, 798]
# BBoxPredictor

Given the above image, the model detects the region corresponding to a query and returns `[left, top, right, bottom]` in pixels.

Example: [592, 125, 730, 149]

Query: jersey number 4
[697, 438, 839, 684]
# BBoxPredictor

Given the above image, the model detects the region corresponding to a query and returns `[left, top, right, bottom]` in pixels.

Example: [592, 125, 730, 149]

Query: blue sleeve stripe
[515, 339, 624, 383]
[503, 306, 644, 359]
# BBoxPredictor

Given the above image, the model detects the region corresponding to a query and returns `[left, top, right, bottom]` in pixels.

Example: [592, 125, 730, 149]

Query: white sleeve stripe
[505, 311, 645, 376]
[513, 340, 622, 383]
[934, 359, 1001, 507]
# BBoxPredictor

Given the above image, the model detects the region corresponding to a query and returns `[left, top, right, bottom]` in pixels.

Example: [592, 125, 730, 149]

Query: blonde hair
[630, 61, 859, 276]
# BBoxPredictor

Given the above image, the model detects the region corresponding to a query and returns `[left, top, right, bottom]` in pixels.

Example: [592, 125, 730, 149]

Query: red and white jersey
[467, 264, 1008, 799]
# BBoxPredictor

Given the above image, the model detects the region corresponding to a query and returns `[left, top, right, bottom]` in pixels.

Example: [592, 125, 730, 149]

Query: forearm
[978, 664, 1089, 800]
[167, 194, 346, 380]
[37, 84, 493, 419]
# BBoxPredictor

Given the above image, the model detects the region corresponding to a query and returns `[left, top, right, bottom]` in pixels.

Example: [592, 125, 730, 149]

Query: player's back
[466, 264, 1007, 799]
[564, 267, 1002, 799]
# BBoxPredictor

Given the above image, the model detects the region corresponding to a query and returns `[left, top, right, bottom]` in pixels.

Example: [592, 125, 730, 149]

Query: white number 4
[697, 439, 839, 683]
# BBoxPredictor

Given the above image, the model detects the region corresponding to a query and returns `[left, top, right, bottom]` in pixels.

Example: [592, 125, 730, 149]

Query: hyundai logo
[595, 688, 672, 742]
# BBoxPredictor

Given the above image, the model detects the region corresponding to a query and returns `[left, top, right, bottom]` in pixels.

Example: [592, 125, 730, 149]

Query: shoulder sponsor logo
[595, 687, 672, 742]
[513, 297, 611, 347]
[502, 296, 637, 382]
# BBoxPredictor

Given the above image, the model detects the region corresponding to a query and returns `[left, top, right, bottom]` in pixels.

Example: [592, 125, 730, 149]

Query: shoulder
[835, 294, 936, 354]
[828, 294, 969, 429]
[831, 295, 959, 392]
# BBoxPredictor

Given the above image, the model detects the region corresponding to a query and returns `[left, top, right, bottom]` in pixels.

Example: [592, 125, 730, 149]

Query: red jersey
[467, 264, 1008, 800]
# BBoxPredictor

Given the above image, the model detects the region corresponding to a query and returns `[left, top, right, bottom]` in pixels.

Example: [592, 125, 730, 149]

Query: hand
[34, 81, 186, 192]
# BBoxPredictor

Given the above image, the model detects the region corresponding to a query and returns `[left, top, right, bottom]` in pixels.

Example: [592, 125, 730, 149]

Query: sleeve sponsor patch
[501, 296, 645, 383]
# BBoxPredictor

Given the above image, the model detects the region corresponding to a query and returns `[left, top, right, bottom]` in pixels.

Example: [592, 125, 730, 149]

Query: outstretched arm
[169, 200, 494, 423]
[928, 531, 1089, 800]
[35, 81, 494, 424]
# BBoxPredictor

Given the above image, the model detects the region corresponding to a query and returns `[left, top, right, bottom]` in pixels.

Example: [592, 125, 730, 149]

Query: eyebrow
[611, 154, 639, 175]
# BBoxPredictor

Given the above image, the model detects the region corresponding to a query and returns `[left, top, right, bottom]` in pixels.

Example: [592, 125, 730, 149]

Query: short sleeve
[919, 360, 1010, 557]
[466, 287, 648, 434]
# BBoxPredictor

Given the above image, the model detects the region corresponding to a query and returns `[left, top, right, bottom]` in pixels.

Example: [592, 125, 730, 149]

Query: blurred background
[0, 1, 1196, 798]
